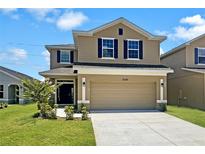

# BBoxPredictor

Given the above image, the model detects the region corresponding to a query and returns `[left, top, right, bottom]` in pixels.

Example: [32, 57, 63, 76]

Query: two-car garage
[90, 82, 156, 110]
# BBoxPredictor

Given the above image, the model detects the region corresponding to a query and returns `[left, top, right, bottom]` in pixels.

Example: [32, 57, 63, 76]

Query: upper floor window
[102, 38, 114, 58]
[127, 40, 139, 59]
[0, 85, 3, 98]
[60, 50, 71, 63]
[197, 48, 205, 64]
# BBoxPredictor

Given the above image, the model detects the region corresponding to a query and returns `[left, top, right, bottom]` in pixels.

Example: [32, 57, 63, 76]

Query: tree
[22, 79, 57, 110]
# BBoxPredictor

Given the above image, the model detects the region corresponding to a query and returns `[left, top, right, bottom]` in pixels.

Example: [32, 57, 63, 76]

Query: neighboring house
[0, 66, 34, 104]
[40, 17, 173, 110]
[161, 33, 205, 110]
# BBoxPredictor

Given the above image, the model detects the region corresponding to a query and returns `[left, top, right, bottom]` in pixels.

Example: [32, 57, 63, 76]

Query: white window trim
[102, 38, 115, 59]
[60, 50, 71, 64]
[197, 47, 205, 65]
[127, 39, 140, 60]
[0, 85, 3, 98]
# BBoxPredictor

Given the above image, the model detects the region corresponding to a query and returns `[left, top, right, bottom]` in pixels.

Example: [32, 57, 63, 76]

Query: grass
[167, 105, 205, 128]
[0, 104, 96, 146]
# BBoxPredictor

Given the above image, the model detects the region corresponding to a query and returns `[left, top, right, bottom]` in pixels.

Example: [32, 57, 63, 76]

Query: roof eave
[45, 45, 76, 51]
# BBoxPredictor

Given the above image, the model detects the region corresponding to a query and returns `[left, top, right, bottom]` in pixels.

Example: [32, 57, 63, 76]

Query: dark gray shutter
[57, 50, 60, 63]
[114, 39, 118, 58]
[98, 38, 102, 58]
[195, 48, 199, 64]
[124, 40, 128, 59]
[139, 40, 143, 59]
[70, 51, 74, 63]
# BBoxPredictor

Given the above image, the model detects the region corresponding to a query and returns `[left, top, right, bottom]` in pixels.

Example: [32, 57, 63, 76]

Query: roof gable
[161, 33, 205, 59]
[0, 66, 34, 80]
[73, 17, 166, 42]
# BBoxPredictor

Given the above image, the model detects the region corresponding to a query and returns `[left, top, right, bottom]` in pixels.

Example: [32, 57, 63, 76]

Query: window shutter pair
[124, 40, 143, 59]
[98, 38, 118, 58]
[195, 48, 199, 64]
[57, 50, 73, 63]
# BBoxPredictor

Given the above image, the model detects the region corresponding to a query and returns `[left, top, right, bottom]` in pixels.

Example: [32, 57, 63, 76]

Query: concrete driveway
[91, 111, 205, 146]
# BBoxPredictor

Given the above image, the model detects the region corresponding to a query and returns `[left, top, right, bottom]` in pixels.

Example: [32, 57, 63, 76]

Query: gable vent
[119, 28, 123, 35]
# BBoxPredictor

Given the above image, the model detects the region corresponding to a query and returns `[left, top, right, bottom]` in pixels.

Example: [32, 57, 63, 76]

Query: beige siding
[167, 73, 205, 110]
[90, 82, 156, 110]
[161, 47, 187, 79]
[161, 38, 205, 109]
[49, 48, 77, 69]
[186, 36, 205, 68]
[76, 23, 160, 64]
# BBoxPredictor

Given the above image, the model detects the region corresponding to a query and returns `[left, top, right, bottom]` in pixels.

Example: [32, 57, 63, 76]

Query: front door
[57, 84, 74, 104]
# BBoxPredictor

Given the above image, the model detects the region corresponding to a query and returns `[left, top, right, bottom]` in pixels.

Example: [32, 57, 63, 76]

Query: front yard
[0, 104, 96, 146]
[167, 105, 205, 128]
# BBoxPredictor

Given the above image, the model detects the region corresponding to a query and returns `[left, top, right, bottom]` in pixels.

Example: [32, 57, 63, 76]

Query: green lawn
[0, 104, 96, 146]
[167, 105, 205, 128]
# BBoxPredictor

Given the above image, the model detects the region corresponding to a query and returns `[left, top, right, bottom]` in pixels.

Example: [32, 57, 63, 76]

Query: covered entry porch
[8, 84, 20, 104]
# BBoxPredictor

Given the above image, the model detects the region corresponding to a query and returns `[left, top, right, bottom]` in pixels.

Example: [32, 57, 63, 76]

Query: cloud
[56, 11, 88, 31]
[0, 48, 28, 65]
[25, 9, 88, 31]
[42, 50, 50, 65]
[25, 8, 60, 22]
[0, 8, 19, 20]
[0, 9, 88, 31]
[155, 14, 205, 41]
[9, 48, 27, 61]
[180, 14, 205, 25]
[160, 47, 165, 55]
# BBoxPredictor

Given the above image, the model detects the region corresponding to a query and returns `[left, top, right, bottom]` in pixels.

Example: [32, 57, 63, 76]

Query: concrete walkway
[56, 108, 91, 118]
[91, 111, 205, 146]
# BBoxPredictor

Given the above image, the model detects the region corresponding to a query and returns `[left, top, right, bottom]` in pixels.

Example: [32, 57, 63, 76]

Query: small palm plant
[22, 79, 58, 118]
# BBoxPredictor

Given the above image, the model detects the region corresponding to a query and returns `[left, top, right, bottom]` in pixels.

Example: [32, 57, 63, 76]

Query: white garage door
[90, 82, 156, 110]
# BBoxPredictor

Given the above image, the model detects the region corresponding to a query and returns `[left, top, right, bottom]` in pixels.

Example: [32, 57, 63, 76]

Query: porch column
[160, 79, 164, 100]
[82, 77, 86, 101]
[157, 78, 167, 104]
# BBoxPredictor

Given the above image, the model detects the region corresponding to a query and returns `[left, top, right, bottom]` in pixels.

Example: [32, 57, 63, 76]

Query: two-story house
[39, 17, 173, 110]
[161, 33, 205, 110]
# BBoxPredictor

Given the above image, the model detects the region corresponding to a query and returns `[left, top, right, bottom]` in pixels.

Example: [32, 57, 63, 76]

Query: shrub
[47, 109, 57, 119]
[33, 112, 40, 118]
[64, 105, 74, 120]
[0, 103, 4, 109]
[158, 103, 167, 112]
[81, 106, 89, 120]
[4, 103, 8, 108]
[40, 103, 57, 119]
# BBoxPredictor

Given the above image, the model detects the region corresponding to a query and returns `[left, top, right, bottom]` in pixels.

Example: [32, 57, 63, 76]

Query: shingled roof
[0, 66, 34, 80]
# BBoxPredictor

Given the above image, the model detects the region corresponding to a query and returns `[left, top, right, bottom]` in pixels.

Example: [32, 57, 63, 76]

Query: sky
[1, 8, 205, 80]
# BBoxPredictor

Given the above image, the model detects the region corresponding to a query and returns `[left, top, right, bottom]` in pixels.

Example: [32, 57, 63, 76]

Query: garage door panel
[91, 82, 156, 110]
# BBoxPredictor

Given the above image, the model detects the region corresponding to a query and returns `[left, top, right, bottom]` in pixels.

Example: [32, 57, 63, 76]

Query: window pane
[128, 50, 138, 58]
[0, 92, 3, 98]
[199, 57, 205, 64]
[128, 40, 138, 49]
[199, 49, 205, 56]
[0, 85, 3, 91]
[103, 39, 113, 48]
[103, 49, 113, 58]
[60, 51, 70, 63]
